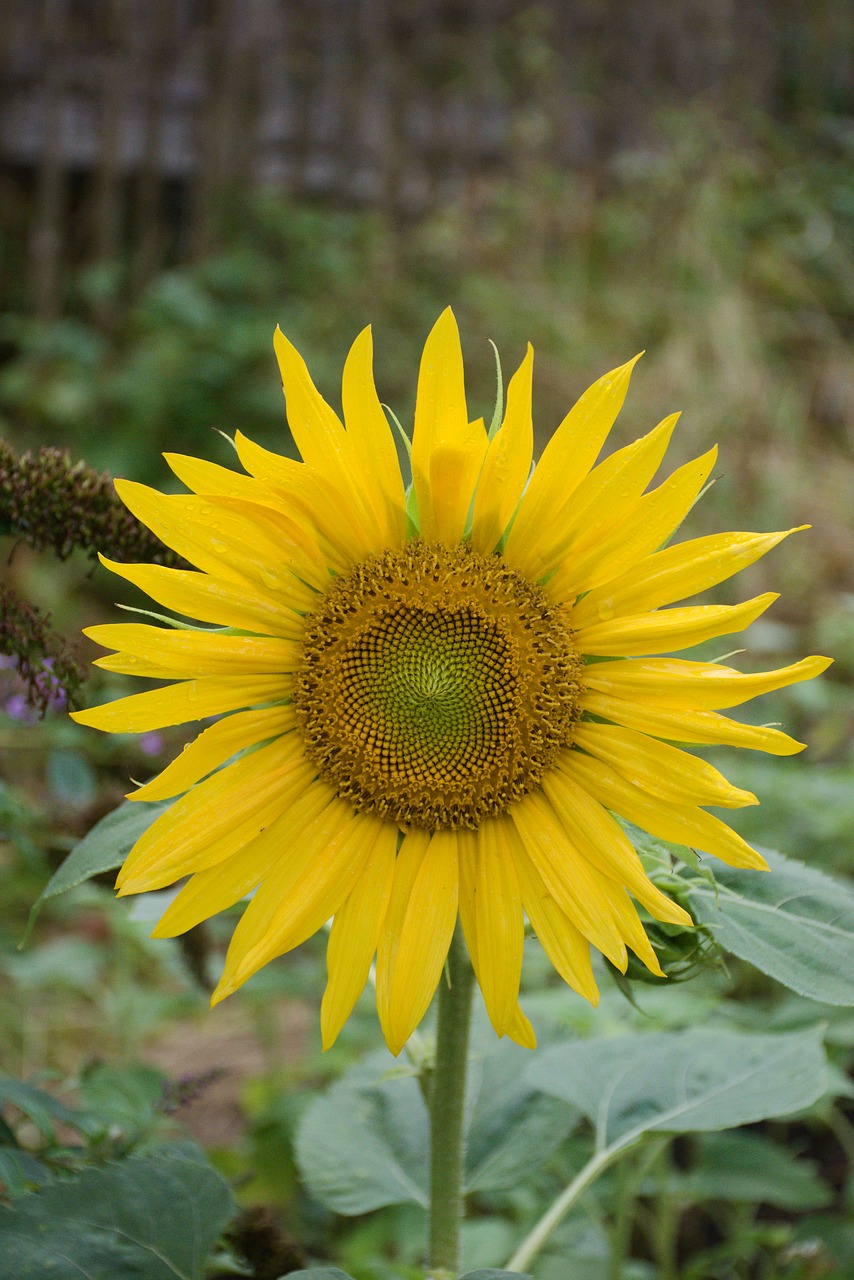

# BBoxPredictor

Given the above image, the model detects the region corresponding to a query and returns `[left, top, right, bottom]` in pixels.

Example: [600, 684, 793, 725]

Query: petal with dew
[273, 328, 383, 553]
[571, 528, 808, 627]
[581, 689, 808, 755]
[470, 345, 534, 554]
[320, 823, 398, 1050]
[70, 674, 291, 734]
[564, 749, 767, 869]
[151, 780, 333, 937]
[164, 454, 282, 508]
[549, 447, 717, 602]
[583, 654, 833, 711]
[130, 705, 294, 803]
[116, 735, 311, 891]
[115, 482, 326, 600]
[233, 430, 379, 568]
[572, 721, 757, 809]
[505, 353, 642, 565]
[98, 556, 307, 639]
[511, 412, 679, 580]
[575, 593, 778, 657]
[86, 624, 300, 679]
[212, 803, 381, 1003]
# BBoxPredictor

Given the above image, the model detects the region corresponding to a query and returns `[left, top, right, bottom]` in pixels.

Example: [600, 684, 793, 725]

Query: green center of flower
[294, 542, 584, 830]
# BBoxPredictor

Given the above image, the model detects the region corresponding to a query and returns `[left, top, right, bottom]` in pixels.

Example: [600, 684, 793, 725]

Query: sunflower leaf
[0, 1141, 234, 1279]
[22, 798, 172, 943]
[686, 847, 854, 1005]
[528, 1026, 827, 1149]
[283, 1271, 355, 1279]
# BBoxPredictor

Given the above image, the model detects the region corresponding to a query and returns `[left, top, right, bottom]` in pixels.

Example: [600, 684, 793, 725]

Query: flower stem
[428, 924, 475, 1278]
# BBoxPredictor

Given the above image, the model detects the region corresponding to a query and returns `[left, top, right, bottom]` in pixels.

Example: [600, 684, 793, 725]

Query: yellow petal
[470, 345, 534, 554]
[599, 882, 665, 977]
[98, 556, 307, 639]
[510, 793, 628, 968]
[130, 705, 294, 802]
[540, 767, 692, 926]
[213, 803, 380, 1002]
[581, 689, 808, 755]
[150, 781, 332, 937]
[164, 453, 279, 505]
[549, 446, 717, 602]
[571, 528, 808, 627]
[320, 823, 398, 1050]
[116, 736, 311, 890]
[564, 750, 768, 870]
[572, 722, 758, 809]
[86, 624, 300, 679]
[472, 820, 524, 1035]
[383, 828, 459, 1056]
[70, 674, 291, 733]
[505, 353, 642, 565]
[509, 832, 599, 1005]
[342, 326, 407, 548]
[115, 481, 326, 600]
[457, 827, 536, 1048]
[510, 411, 678, 580]
[375, 828, 431, 1047]
[574, 593, 778, 656]
[273, 328, 384, 553]
[411, 309, 487, 545]
[233, 430, 378, 567]
[583, 654, 833, 710]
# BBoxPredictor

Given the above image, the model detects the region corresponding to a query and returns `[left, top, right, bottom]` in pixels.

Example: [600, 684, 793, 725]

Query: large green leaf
[23, 798, 171, 939]
[687, 848, 854, 1005]
[0, 1142, 234, 1280]
[296, 1037, 577, 1216]
[528, 1026, 827, 1148]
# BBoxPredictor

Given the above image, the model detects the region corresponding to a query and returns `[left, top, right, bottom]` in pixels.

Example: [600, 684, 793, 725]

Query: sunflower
[72, 310, 830, 1054]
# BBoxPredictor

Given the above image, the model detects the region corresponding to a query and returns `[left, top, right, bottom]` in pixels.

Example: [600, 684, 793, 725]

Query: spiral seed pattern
[294, 541, 584, 829]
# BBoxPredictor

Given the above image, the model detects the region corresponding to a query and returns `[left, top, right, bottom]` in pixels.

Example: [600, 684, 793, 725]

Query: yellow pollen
[294, 542, 584, 829]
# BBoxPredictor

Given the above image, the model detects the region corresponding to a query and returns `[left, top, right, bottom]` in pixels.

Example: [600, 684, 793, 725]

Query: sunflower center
[294, 541, 584, 829]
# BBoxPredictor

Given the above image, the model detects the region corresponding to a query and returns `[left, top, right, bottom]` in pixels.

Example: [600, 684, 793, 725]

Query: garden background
[1, 2, 854, 1277]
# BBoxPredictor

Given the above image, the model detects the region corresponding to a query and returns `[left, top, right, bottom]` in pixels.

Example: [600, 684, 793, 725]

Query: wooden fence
[1, 0, 851, 316]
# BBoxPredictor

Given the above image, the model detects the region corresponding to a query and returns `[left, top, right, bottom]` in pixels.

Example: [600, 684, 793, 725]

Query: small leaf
[0, 1078, 98, 1143]
[688, 847, 854, 1005]
[0, 1149, 53, 1199]
[0, 1141, 234, 1279]
[675, 1131, 833, 1210]
[528, 1025, 827, 1148]
[23, 798, 172, 941]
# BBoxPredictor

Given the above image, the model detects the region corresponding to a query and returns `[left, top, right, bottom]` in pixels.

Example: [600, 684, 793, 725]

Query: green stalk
[427, 925, 475, 1278]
